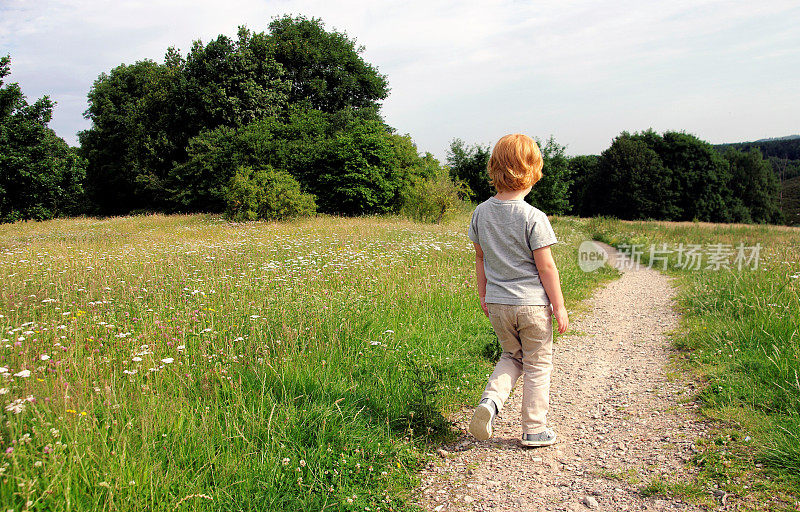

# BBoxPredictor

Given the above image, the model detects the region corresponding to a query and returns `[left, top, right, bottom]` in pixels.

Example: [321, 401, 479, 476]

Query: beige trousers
[482, 303, 553, 435]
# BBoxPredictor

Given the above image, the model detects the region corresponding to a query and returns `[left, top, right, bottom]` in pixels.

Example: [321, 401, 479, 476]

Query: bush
[401, 167, 470, 223]
[224, 166, 316, 222]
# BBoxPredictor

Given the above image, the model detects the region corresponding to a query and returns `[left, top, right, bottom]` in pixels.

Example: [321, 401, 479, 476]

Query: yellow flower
[80, 411, 87, 416]
[66, 409, 76, 414]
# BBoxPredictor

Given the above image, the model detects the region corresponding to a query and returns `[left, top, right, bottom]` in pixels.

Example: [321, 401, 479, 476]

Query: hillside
[715, 135, 800, 160]
[715, 136, 800, 182]
[755, 134, 800, 142]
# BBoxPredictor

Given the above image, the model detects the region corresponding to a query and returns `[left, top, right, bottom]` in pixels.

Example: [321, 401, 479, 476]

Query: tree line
[448, 130, 784, 224]
[0, 15, 789, 225]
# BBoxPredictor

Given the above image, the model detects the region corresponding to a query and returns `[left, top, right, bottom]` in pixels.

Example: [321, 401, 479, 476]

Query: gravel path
[416, 243, 710, 512]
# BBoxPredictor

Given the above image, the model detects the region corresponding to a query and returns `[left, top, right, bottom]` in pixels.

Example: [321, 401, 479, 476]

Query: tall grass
[588, 217, 800, 503]
[0, 213, 613, 511]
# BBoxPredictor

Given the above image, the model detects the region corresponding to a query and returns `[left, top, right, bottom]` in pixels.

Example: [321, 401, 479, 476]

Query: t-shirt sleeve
[467, 210, 479, 244]
[527, 211, 558, 251]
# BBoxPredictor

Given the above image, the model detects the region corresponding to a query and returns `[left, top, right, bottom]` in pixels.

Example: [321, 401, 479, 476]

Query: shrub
[401, 166, 470, 223]
[224, 166, 316, 222]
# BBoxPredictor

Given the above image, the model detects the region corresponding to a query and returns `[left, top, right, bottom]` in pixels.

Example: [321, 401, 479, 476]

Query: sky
[1, 0, 799, 159]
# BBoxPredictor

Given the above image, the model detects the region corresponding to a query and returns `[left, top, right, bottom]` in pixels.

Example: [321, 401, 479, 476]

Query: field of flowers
[0, 213, 614, 511]
[589, 218, 800, 507]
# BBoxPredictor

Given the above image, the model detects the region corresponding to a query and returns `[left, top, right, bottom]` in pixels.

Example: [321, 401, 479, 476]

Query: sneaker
[520, 428, 557, 447]
[469, 398, 497, 441]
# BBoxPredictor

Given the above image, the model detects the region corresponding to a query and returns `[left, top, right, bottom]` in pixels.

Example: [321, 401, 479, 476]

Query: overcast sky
[1, 0, 799, 159]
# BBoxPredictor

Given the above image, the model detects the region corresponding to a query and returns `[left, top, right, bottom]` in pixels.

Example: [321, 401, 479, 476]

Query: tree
[79, 27, 288, 214]
[567, 154, 599, 217]
[723, 147, 782, 224]
[525, 136, 572, 214]
[79, 59, 174, 213]
[446, 139, 492, 202]
[0, 56, 86, 223]
[268, 15, 389, 116]
[588, 133, 680, 220]
[631, 130, 730, 222]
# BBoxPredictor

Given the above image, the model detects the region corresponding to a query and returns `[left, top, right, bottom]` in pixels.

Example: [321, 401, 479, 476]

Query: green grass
[0, 212, 614, 511]
[587, 217, 800, 509]
[640, 475, 712, 506]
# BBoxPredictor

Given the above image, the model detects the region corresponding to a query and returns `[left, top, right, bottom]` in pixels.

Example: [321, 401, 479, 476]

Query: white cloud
[1, 0, 798, 158]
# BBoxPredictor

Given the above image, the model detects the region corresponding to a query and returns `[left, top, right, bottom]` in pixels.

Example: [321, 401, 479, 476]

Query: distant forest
[714, 137, 800, 225]
[715, 136, 800, 180]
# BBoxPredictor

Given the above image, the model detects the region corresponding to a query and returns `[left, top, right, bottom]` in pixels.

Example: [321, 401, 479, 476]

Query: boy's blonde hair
[487, 134, 543, 192]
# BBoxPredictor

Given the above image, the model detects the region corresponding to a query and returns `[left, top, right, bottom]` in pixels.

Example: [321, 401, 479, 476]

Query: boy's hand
[553, 305, 569, 334]
[480, 296, 489, 317]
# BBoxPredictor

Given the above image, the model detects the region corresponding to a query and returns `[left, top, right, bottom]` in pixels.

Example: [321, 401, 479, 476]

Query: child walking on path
[467, 134, 569, 447]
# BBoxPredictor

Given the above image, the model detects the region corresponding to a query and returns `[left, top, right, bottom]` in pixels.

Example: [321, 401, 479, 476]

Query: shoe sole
[520, 434, 557, 447]
[469, 404, 493, 441]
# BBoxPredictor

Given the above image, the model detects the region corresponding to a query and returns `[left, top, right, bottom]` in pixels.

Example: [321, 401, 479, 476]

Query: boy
[467, 133, 569, 448]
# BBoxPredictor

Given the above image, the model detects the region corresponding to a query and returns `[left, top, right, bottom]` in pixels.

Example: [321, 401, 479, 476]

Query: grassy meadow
[0, 212, 615, 511]
[589, 218, 800, 508]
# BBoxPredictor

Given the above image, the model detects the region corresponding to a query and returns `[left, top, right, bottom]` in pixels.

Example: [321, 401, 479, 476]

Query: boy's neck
[494, 186, 532, 201]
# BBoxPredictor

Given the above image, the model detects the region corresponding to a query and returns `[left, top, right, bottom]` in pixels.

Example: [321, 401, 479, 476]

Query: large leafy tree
[0, 56, 86, 223]
[79, 27, 288, 214]
[632, 130, 730, 222]
[587, 133, 680, 220]
[268, 15, 389, 117]
[723, 147, 782, 224]
[78, 59, 175, 213]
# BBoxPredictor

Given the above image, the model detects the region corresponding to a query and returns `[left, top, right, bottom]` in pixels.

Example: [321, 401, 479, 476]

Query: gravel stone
[583, 495, 599, 509]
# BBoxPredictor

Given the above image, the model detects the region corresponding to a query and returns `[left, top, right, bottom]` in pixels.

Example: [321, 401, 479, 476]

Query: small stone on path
[582, 495, 599, 509]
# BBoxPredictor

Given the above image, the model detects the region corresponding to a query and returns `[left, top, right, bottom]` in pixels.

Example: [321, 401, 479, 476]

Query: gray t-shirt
[467, 197, 558, 305]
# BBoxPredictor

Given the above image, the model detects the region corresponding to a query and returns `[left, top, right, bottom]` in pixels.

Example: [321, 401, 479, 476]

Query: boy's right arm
[533, 245, 569, 334]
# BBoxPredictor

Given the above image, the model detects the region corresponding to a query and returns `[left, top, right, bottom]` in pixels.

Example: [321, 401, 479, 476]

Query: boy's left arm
[533, 245, 569, 334]
[473, 243, 489, 316]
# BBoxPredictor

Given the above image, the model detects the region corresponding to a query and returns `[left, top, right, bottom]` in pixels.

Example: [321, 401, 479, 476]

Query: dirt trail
[417, 243, 710, 512]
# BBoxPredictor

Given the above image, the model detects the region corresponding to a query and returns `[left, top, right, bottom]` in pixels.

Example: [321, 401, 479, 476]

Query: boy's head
[487, 134, 543, 192]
